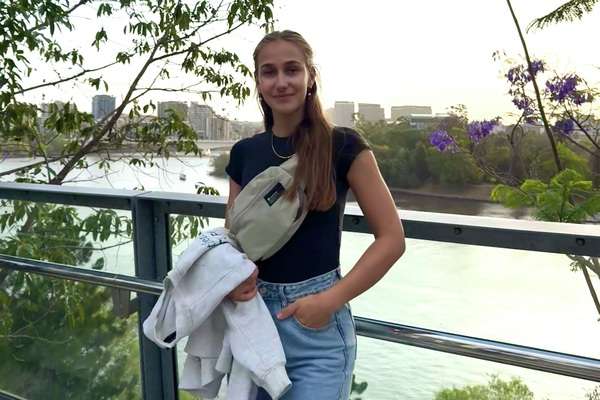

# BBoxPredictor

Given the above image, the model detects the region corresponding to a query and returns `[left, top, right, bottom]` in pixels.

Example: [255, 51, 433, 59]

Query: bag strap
[278, 154, 298, 173]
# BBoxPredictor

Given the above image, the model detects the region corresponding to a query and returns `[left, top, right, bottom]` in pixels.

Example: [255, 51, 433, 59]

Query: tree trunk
[591, 148, 600, 188]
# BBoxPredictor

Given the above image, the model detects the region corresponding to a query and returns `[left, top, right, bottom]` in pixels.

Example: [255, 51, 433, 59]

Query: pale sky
[23, 0, 600, 122]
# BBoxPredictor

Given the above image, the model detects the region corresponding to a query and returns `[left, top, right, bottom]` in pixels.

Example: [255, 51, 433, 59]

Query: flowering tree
[428, 55, 600, 319]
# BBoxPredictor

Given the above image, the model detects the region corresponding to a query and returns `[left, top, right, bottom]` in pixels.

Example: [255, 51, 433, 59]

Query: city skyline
[20, 1, 600, 124]
[41, 95, 450, 127]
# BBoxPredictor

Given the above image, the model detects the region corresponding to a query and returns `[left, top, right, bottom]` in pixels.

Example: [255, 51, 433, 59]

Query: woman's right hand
[227, 268, 258, 301]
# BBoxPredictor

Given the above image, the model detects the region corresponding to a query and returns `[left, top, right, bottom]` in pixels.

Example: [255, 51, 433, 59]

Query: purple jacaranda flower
[506, 60, 544, 85]
[512, 96, 534, 114]
[467, 119, 500, 143]
[429, 129, 455, 152]
[506, 65, 528, 85]
[572, 92, 593, 105]
[512, 95, 536, 120]
[529, 60, 545, 77]
[554, 119, 575, 136]
[545, 74, 591, 104]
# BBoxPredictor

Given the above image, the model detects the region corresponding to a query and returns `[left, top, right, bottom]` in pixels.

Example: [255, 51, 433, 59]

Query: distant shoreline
[389, 186, 494, 203]
[2, 154, 496, 203]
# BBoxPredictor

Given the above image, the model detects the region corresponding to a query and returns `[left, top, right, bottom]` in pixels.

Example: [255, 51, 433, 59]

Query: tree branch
[29, 0, 92, 33]
[581, 263, 600, 319]
[566, 110, 600, 152]
[528, 0, 599, 31]
[506, 0, 563, 173]
[0, 154, 73, 178]
[561, 133, 600, 158]
[1, 333, 72, 345]
[16, 60, 121, 95]
[49, 41, 163, 184]
[152, 20, 246, 64]
[134, 86, 219, 95]
[44, 240, 132, 252]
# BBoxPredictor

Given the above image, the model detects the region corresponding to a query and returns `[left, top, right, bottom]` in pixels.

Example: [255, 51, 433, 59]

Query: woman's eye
[262, 70, 275, 76]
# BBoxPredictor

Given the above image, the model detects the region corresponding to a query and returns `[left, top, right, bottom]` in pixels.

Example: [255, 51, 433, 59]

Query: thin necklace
[271, 131, 294, 159]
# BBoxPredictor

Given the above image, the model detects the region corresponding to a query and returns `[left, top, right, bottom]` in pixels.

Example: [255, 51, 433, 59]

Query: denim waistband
[257, 268, 340, 303]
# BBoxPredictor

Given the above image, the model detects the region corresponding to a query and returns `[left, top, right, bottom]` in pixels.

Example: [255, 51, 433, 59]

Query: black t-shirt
[225, 127, 370, 283]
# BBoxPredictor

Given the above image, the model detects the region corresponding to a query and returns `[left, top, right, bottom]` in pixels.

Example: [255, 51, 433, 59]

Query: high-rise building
[407, 113, 449, 130]
[211, 115, 231, 141]
[188, 102, 214, 139]
[157, 101, 188, 120]
[357, 103, 385, 122]
[92, 95, 116, 120]
[333, 101, 355, 127]
[391, 105, 432, 121]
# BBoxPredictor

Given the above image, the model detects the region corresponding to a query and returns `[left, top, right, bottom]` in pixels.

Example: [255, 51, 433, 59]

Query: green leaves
[435, 375, 533, 400]
[529, 0, 599, 30]
[491, 185, 533, 208]
[170, 214, 206, 245]
[350, 374, 368, 400]
[2, 0, 274, 181]
[92, 28, 108, 50]
[97, 3, 114, 17]
[492, 168, 600, 222]
[82, 209, 132, 242]
[92, 257, 105, 270]
[226, 0, 274, 28]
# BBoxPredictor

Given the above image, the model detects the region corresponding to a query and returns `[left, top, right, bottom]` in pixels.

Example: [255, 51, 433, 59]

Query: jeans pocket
[291, 315, 333, 332]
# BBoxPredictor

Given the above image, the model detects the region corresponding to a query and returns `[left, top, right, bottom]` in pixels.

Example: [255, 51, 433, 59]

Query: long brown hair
[253, 30, 335, 211]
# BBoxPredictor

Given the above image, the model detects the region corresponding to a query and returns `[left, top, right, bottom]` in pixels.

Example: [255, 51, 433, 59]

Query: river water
[1, 155, 599, 399]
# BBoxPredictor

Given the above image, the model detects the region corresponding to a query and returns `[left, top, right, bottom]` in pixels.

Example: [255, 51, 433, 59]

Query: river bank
[390, 182, 495, 203]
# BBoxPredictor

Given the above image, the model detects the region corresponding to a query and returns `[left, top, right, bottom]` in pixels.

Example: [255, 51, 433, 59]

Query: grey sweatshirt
[142, 228, 291, 399]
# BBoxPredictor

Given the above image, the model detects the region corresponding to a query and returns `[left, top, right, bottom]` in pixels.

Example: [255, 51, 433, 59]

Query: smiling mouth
[274, 94, 294, 98]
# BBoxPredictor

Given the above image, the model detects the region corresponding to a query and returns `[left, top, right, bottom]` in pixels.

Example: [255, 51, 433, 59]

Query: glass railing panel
[0, 272, 142, 399]
[354, 336, 599, 400]
[169, 213, 226, 267]
[0, 200, 135, 276]
[341, 233, 600, 360]
[169, 213, 226, 398]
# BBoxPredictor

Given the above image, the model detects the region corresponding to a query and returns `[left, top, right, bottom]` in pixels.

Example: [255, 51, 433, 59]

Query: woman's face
[256, 40, 313, 118]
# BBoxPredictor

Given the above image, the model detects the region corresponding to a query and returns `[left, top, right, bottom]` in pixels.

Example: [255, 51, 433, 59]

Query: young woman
[225, 30, 405, 400]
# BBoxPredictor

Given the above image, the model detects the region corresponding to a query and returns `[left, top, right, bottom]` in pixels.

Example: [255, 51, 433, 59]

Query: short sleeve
[225, 140, 245, 185]
[335, 127, 371, 181]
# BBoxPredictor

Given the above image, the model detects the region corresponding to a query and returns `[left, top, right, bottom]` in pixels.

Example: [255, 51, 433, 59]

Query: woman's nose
[275, 72, 288, 90]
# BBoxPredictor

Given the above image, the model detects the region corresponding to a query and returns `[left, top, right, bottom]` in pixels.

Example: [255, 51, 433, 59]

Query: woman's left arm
[322, 149, 406, 310]
[277, 150, 405, 325]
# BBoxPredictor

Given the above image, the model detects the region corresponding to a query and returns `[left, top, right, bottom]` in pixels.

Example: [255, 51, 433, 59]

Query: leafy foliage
[491, 168, 600, 223]
[358, 120, 484, 188]
[210, 151, 231, 178]
[350, 374, 368, 400]
[1, 0, 274, 184]
[435, 375, 533, 400]
[587, 386, 600, 400]
[0, 200, 140, 398]
[529, 0, 600, 30]
[0, 0, 274, 397]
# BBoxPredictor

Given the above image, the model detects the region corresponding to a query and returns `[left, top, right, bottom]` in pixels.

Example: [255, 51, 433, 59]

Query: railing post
[132, 198, 178, 400]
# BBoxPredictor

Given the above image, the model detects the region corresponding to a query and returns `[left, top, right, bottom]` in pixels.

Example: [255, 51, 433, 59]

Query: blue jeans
[255, 269, 357, 400]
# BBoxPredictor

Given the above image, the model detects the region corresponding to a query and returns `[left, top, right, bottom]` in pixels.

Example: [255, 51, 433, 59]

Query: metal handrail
[1, 254, 599, 383]
[0, 389, 27, 400]
[1, 182, 599, 256]
[1, 181, 600, 395]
